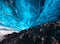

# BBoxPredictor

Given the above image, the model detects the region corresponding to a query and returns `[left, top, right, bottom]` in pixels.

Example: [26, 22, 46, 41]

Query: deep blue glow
[0, 0, 60, 31]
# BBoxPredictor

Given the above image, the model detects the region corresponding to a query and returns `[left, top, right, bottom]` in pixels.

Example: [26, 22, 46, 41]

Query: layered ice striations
[0, 0, 60, 31]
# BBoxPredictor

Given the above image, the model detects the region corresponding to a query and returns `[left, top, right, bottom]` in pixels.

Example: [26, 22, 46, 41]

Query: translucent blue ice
[0, 0, 60, 31]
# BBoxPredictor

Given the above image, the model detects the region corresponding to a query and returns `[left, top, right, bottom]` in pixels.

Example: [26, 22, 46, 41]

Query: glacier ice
[0, 0, 60, 31]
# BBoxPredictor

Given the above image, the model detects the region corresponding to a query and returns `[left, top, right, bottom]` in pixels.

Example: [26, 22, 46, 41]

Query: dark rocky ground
[0, 20, 60, 44]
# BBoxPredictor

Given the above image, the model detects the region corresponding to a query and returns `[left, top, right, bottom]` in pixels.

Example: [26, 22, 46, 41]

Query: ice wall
[0, 0, 60, 31]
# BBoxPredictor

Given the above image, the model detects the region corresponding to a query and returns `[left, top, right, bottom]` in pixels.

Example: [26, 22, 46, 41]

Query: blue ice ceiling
[0, 0, 60, 31]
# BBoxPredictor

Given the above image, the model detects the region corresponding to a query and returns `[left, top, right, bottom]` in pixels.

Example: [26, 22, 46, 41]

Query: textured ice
[0, 0, 60, 31]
